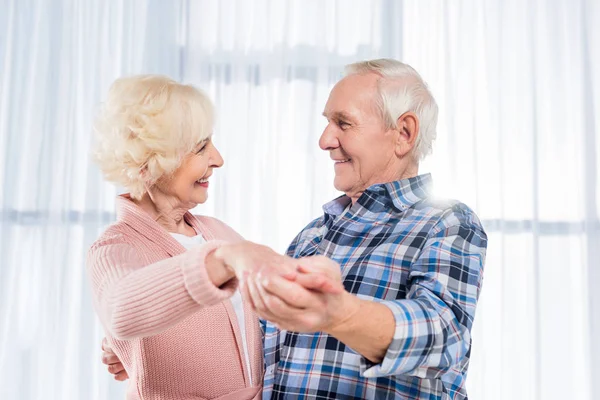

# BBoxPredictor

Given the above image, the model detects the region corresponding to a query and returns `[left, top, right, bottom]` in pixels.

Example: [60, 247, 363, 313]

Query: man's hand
[244, 255, 358, 333]
[247, 255, 395, 362]
[101, 337, 128, 381]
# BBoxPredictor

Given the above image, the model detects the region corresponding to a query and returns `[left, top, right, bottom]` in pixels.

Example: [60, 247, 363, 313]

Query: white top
[170, 232, 253, 384]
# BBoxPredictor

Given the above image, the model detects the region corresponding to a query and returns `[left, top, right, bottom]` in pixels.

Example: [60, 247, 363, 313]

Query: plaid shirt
[262, 174, 487, 399]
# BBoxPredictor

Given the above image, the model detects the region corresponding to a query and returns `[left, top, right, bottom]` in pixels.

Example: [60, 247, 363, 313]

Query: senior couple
[88, 58, 487, 400]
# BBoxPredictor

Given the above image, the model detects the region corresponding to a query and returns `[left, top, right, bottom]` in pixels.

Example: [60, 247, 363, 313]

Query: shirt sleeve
[361, 210, 487, 379]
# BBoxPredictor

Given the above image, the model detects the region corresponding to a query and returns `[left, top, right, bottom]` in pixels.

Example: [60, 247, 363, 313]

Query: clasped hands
[101, 241, 361, 381]
[211, 241, 356, 333]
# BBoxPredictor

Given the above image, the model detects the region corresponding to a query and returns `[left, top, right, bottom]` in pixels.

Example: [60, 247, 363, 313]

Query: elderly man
[102, 59, 487, 399]
[241, 59, 487, 400]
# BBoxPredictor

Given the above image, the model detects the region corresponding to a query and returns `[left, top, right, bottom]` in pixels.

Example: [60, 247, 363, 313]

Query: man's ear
[394, 111, 419, 158]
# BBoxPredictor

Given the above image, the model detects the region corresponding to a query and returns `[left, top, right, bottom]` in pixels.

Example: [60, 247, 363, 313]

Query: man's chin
[333, 178, 351, 194]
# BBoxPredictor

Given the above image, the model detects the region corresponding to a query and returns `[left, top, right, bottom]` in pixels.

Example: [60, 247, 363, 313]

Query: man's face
[320, 73, 399, 201]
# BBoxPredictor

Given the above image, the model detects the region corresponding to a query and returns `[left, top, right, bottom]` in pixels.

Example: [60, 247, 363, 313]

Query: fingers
[246, 275, 279, 322]
[107, 360, 128, 381]
[278, 258, 299, 280]
[101, 337, 128, 381]
[263, 255, 298, 280]
[246, 276, 267, 312]
[248, 274, 301, 326]
[256, 278, 299, 317]
[294, 272, 345, 294]
[296, 255, 337, 275]
[240, 275, 255, 310]
[115, 371, 129, 381]
[292, 271, 326, 289]
[107, 362, 125, 375]
[102, 352, 121, 365]
[260, 274, 322, 309]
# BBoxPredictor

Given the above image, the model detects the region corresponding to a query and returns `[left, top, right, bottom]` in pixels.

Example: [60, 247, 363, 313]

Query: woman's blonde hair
[92, 75, 214, 199]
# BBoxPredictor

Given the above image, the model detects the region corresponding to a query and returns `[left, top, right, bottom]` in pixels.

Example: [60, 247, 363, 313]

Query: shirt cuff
[360, 300, 409, 378]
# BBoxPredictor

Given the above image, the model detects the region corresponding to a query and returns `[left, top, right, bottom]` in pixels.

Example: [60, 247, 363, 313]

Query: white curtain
[0, 1, 185, 398]
[0, 1, 597, 399]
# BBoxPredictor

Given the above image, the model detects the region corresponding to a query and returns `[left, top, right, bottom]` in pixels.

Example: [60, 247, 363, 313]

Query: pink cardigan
[87, 196, 263, 400]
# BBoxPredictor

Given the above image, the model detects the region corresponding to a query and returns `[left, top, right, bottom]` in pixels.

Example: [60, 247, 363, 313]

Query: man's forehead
[323, 73, 380, 117]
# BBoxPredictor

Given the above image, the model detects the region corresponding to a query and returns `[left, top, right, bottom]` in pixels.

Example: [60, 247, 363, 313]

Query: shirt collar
[322, 195, 352, 218]
[322, 173, 434, 218]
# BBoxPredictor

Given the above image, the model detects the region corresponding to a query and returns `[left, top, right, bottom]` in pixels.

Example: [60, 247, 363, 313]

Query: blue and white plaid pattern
[262, 174, 487, 399]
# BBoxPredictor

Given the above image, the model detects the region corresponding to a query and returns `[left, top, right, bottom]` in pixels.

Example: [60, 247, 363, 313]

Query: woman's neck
[132, 192, 197, 237]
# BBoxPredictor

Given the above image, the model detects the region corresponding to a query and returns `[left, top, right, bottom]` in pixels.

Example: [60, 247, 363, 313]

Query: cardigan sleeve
[87, 237, 236, 340]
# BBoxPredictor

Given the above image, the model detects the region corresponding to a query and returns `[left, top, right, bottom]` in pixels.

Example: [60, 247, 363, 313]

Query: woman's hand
[101, 337, 128, 381]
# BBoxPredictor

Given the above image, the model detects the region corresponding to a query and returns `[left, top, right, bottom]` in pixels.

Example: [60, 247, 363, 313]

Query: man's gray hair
[345, 59, 438, 161]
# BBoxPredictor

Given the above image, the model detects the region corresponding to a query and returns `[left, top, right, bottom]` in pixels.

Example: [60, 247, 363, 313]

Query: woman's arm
[87, 239, 236, 340]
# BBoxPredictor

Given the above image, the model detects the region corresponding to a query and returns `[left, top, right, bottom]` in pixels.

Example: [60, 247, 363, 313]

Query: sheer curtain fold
[0, 1, 182, 399]
[0, 1, 597, 399]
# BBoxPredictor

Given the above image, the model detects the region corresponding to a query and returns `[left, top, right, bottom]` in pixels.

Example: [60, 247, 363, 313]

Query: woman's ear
[139, 164, 151, 182]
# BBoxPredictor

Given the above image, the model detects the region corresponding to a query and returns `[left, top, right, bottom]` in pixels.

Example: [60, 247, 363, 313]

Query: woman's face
[155, 137, 224, 207]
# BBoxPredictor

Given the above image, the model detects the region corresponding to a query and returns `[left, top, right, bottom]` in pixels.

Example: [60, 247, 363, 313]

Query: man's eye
[338, 121, 350, 129]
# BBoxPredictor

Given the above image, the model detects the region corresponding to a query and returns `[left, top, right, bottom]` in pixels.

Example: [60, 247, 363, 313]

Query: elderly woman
[88, 75, 324, 400]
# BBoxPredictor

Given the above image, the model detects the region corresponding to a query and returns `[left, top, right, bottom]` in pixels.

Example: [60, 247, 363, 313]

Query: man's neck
[348, 165, 420, 205]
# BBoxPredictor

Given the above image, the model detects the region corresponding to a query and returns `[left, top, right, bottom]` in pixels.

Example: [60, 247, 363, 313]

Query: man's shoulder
[294, 215, 326, 238]
[412, 196, 486, 235]
[304, 214, 327, 229]
[285, 215, 327, 255]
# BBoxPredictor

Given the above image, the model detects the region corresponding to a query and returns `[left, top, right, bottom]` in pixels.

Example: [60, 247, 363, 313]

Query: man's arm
[322, 294, 395, 363]
[250, 217, 487, 379]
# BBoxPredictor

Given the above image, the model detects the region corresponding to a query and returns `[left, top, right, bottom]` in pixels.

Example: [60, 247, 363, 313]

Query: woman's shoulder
[191, 215, 244, 242]
[88, 221, 139, 255]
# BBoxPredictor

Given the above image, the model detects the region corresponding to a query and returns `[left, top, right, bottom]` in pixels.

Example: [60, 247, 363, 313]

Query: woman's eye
[196, 146, 206, 154]
[195, 141, 209, 154]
